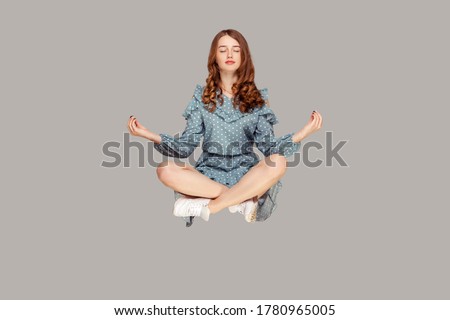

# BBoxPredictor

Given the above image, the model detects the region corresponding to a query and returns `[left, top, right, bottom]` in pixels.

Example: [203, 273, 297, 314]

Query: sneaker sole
[245, 203, 258, 223]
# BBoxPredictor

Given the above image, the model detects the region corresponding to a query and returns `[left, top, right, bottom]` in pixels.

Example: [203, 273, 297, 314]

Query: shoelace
[236, 202, 246, 214]
[187, 201, 206, 216]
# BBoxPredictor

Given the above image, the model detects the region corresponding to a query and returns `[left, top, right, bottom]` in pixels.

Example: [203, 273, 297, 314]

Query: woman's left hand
[295, 110, 323, 141]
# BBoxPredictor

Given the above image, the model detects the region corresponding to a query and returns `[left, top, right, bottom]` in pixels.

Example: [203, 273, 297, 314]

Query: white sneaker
[229, 199, 258, 223]
[173, 197, 211, 221]
[228, 201, 246, 214]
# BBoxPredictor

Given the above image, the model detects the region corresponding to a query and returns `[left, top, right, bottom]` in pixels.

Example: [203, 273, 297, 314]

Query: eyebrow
[218, 45, 241, 48]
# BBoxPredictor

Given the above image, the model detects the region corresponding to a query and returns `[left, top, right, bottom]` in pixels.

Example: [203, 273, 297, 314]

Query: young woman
[127, 29, 322, 226]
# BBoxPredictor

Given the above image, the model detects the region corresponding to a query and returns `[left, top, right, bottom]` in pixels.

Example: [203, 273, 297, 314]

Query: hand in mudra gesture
[300, 110, 323, 139]
[127, 115, 149, 138]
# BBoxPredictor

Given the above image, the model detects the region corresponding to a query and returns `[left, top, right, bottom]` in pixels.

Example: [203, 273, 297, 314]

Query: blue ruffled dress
[154, 84, 301, 226]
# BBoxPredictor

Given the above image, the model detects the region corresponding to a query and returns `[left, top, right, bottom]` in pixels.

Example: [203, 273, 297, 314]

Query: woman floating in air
[127, 29, 322, 227]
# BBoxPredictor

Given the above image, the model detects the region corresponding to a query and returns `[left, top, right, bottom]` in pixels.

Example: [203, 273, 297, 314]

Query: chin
[223, 66, 239, 71]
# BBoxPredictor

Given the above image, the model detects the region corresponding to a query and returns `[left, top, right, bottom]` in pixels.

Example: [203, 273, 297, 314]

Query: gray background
[1, 0, 448, 299]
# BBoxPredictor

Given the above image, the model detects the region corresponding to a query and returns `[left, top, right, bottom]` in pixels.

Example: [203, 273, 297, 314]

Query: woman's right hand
[127, 115, 150, 138]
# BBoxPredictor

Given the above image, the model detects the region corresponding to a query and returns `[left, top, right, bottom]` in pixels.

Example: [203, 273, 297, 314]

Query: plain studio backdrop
[1, 0, 448, 299]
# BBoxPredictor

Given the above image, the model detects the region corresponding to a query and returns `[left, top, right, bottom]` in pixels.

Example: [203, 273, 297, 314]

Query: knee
[263, 153, 287, 178]
[156, 161, 179, 184]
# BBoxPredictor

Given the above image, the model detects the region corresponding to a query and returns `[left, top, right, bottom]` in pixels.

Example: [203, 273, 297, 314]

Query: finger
[132, 119, 139, 134]
[129, 118, 137, 135]
[136, 119, 146, 129]
[311, 111, 319, 126]
[128, 124, 135, 135]
[128, 118, 134, 134]
[127, 118, 132, 133]
[128, 117, 133, 129]
[315, 111, 322, 128]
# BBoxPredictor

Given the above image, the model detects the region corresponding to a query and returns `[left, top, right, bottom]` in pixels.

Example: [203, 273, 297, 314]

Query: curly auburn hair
[201, 29, 267, 114]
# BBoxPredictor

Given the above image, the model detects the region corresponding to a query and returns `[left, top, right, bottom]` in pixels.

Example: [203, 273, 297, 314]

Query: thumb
[135, 120, 146, 129]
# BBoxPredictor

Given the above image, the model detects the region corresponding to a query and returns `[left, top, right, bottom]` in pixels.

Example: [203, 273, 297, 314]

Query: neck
[219, 72, 238, 92]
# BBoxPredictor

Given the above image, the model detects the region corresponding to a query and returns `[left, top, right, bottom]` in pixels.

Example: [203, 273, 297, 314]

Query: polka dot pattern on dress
[154, 84, 300, 186]
[154, 84, 301, 187]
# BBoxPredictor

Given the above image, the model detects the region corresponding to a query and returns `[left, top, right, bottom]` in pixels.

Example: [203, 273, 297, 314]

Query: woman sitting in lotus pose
[127, 29, 322, 227]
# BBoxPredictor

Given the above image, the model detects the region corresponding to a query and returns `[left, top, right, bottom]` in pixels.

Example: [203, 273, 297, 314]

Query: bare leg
[156, 160, 229, 199]
[207, 154, 287, 214]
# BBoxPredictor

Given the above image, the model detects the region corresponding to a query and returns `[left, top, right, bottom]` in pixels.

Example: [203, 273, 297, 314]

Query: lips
[225, 61, 235, 64]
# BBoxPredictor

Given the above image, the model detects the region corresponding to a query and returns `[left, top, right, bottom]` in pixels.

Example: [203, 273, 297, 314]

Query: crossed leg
[156, 160, 228, 199]
[156, 153, 287, 213]
[207, 154, 287, 214]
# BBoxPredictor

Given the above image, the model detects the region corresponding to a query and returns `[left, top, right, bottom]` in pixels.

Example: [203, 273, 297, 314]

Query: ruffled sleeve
[182, 84, 203, 120]
[253, 88, 301, 158]
[153, 85, 205, 158]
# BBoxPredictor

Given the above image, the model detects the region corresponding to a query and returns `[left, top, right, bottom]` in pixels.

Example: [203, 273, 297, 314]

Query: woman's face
[216, 35, 241, 73]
